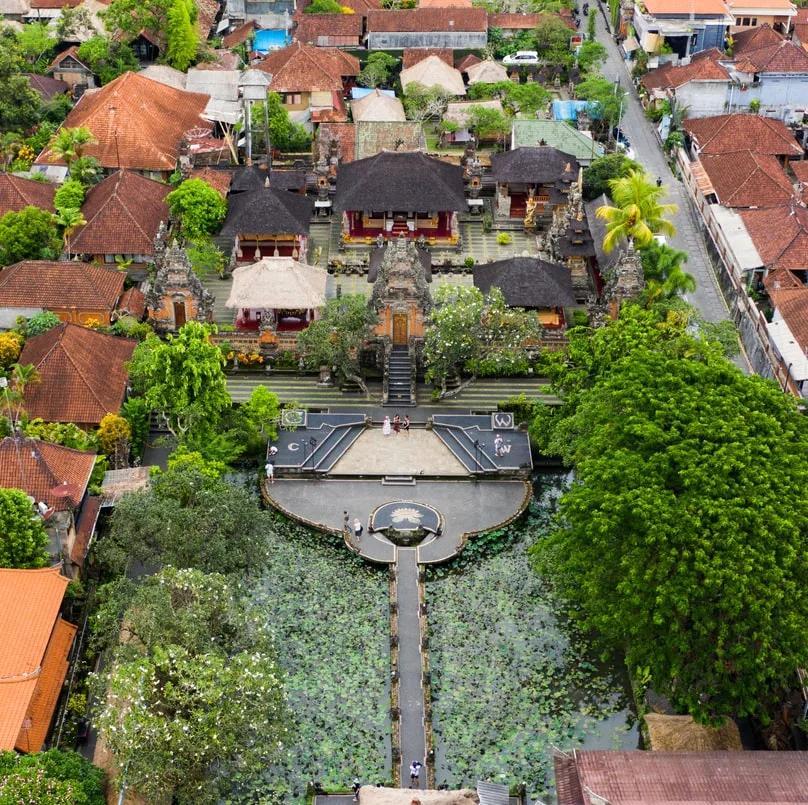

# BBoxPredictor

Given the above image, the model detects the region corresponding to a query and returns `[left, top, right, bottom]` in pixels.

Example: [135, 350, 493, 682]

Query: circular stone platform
[370, 501, 442, 542]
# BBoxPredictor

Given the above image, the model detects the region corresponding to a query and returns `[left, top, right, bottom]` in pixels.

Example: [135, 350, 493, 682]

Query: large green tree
[92, 567, 289, 805]
[76, 36, 139, 86]
[297, 295, 378, 396]
[582, 152, 641, 201]
[403, 82, 454, 123]
[250, 93, 312, 154]
[0, 749, 105, 805]
[0, 206, 61, 266]
[98, 453, 272, 575]
[0, 487, 49, 569]
[357, 52, 398, 88]
[166, 178, 227, 239]
[165, 0, 198, 71]
[531, 305, 808, 723]
[128, 321, 231, 440]
[575, 75, 625, 133]
[424, 285, 541, 397]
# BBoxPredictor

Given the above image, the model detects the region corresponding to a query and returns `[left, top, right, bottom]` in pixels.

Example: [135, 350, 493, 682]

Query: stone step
[381, 475, 416, 486]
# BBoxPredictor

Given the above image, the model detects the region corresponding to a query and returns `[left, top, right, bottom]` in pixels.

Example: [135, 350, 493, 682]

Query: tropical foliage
[0, 206, 61, 265]
[0, 749, 105, 805]
[0, 487, 49, 568]
[582, 152, 641, 201]
[166, 178, 227, 239]
[250, 93, 312, 154]
[358, 52, 398, 88]
[76, 36, 138, 86]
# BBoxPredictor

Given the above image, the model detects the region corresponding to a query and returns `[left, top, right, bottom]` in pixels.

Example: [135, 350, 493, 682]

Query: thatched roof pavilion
[645, 713, 743, 751]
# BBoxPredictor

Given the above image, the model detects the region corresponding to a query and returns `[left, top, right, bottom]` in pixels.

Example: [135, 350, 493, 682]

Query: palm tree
[48, 127, 97, 169]
[0, 132, 22, 171]
[53, 207, 87, 254]
[640, 240, 696, 305]
[68, 155, 101, 186]
[9, 363, 40, 427]
[596, 170, 678, 252]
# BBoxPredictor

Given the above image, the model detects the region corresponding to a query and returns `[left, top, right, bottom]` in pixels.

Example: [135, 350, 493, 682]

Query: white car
[502, 51, 540, 65]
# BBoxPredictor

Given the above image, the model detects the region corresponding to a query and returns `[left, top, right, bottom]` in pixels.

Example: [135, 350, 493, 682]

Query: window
[285, 93, 302, 105]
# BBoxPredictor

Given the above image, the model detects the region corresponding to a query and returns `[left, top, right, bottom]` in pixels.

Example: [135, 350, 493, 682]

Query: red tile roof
[794, 8, 808, 44]
[367, 7, 486, 32]
[490, 11, 574, 30]
[555, 750, 808, 805]
[732, 22, 784, 55]
[22, 73, 69, 101]
[70, 495, 102, 565]
[683, 113, 802, 156]
[70, 170, 170, 257]
[0, 174, 56, 217]
[402, 48, 453, 69]
[116, 286, 146, 319]
[739, 202, 808, 270]
[222, 19, 255, 48]
[766, 284, 808, 354]
[455, 52, 481, 71]
[255, 42, 359, 92]
[35, 72, 211, 172]
[0, 436, 95, 511]
[641, 48, 730, 91]
[319, 122, 356, 162]
[791, 159, 808, 187]
[18, 323, 137, 426]
[0, 566, 72, 751]
[0, 260, 124, 312]
[47, 45, 92, 73]
[418, 0, 472, 7]
[31, 0, 80, 9]
[699, 150, 797, 207]
[294, 13, 364, 44]
[196, 0, 219, 39]
[734, 37, 808, 73]
[190, 166, 232, 197]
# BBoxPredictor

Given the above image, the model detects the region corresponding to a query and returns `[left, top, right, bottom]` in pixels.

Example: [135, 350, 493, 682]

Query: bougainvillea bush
[425, 475, 636, 800]
[250, 517, 391, 800]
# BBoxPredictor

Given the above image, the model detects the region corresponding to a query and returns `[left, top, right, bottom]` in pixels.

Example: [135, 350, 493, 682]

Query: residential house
[0, 174, 55, 218]
[466, 59, 509, 85]
[473, 256, 575, 329]
[17, 323, 137, 428]
[294, 13, 364, 48]
[727, 24, 808, 116]
[255, 42, 360, 131]
[68, 169, 171, 274]
[220, 177, 314, 260]
[0, 437, 96, 571]
[511, 119, 605, 165]
[334, 150, 465, 244]
[22, 74, 69, 101]
[354, 121, 426, 159]
[455, 53, 481, 71]
[0, 261, 126, 328]
[400, 55, 466, 96]
[443, 99, 505, 143]
[47, 46, 95, 90]
[222, 19, 256, 48]
[640, 48, 731, 118]
[0, 0, 29, 21]
[352, 89, 407, 122]
[318, 121, 356, 162]
[24, 0, 80, 25]
[186, 68, 243, 129]
[0, 567, 77, 753]
[366, 8, 487, 50]
[682, 112, 802, 164]
[402, 48, 453, 69]
[633, 0, 734, 58]
[491, 146, 578, 220]
[34, 72, 212, 179]
[727, 0, 796, 33]
[697, 150, 797, 206]
[489, 11, 575, 37]
[554, 749, 808, 805]
[792, 7, 808, 45]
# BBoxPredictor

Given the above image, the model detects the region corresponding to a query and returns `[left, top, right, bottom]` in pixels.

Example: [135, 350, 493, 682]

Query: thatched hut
[645, 713, 743, 751]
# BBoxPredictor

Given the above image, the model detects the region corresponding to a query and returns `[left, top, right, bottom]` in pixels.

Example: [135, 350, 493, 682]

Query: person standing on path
[265, 461, 275, 484]
[403, 415, 410, 438]
[494, 434, 503, 457]
[409, 760, 422, 788]
[352, 778, 361, 802]
[393, 414, 401, 434]
[354, 518, 363, 538]
[343, 510, 350, 531]
[382, 415, 392, 436]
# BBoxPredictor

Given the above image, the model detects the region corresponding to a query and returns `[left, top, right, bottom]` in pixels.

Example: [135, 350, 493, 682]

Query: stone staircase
[386, 345, 415, 407]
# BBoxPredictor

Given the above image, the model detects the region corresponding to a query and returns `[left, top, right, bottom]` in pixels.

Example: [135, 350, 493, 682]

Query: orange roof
[15, 618, 77, 753]
[190, 167, 232, 197]
[294, 13, 364, 43]
[641, 48, 730, 91]
[70, 495, 102, 565]
[19, 323, 137, 426]
[0, 174, 56, 217]
[70, 170, 170, 257]
[643, 0, 730, 14]
[683, 114, 802, 156]
[255, 42, 359, 92]
[223, 19, 255, 47]
[319, 122, 356, 162]
[700, 151, 797, 207]
[116, 285, 147, 319]
[367, 7, 486, 31]
[739, 203, 808, 270]
[0, 437, 95, 511]
[402, 48, 453, 69]
[0, 567, 72, 751]
[35, 72, 211, 173]
[0, 260, 124, 312]
[735, 38, 808, 73]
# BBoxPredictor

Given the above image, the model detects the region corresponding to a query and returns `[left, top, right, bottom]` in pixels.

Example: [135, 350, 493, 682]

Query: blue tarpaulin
[351, 87, 396, 100]
[552, 99, 591, 121]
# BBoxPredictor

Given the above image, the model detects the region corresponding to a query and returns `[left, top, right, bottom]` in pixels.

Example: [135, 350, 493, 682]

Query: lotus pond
[248, 518, 391, 801]
[425, 473, 638, 802]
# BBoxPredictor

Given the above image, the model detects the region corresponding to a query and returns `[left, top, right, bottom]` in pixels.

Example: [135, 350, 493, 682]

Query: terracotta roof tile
[0, 567, 71, 751]
[35, 72, 211, 173]
[196, 0, 220, 39]
[31, 0, 80, 9]
[767, 285, 808, 353]
[794, 9, 808, 44]
[70, 170, 170, 257]
[18, 323, 137, 426]
[641, 48, 730, 91]
[47, 45, 91, 73]
[739, 203, 808, 270]
[116, 286, 146, 318]
[402, 48, 452, 69]
[0, 260, 124, 312]
[700, 151, 797, 207]
[734, 38, 808, 73]
[15, 617, 77, 753]
[643, 0, 730, 14]
[367, 7, 486, 32]
[732, 22, 784, 55]
[22, 73, 69, 101]
[190, 166, 231, 197]
[490, 11, 573, 30]
[294, 13, 364, 44]
[223, 19, 255, 48]
[70, 495, 102, 565]
[683, 113, 802, 156]
[418, 0, 472, 7]
[296, 0, 379, 16]
[256, 42, 359, 92]
[0, 174, 56, 217]
[791, 159, 808, 187]
[319, 122, 356, 162]
[455, 52, 481, 71]
[0, 436, 95, 510]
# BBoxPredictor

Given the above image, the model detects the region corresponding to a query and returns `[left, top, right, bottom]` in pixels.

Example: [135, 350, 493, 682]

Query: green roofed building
[510, 120, 605, 166]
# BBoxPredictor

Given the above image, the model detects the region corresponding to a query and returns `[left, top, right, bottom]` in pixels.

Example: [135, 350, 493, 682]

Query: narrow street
[591, 3, 732, 325]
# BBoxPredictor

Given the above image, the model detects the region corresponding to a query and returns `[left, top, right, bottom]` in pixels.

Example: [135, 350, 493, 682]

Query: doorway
[173, 299, 187, 328]
[392, 313, 408, 345]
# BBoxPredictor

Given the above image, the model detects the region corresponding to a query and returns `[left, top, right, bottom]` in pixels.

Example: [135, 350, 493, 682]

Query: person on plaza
[393, 414, 401, 434]
[382, 415, 392, 436]
[656, 176, 663, 187]
[409, 760, 422, 788]
[494, 434, 503, 456]
[344, 510, 350, 530]
[403, 415, 411, 437]
[268, 445, 278, 457]
[265, 461, 275, 484]
[352, 778, 361, 802]
[354, 518, 363, 537]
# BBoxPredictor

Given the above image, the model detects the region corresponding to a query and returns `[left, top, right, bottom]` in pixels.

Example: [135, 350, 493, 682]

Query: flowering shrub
[0, 330, 24, 368]
[237, 351, 264, 366]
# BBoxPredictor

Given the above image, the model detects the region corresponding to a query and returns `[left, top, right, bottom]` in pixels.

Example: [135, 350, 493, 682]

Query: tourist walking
[382, 416, 392, 436]
[409, 760, 422, 788]
[265, 461, 275, 484]
[354, 518, 363, 537]
[344, 510, 350, 530]
[494, 434, 503, 457]
[352, 778, 361, 802]
[403, 415, 410, 438]
[393, 414, 401, 434]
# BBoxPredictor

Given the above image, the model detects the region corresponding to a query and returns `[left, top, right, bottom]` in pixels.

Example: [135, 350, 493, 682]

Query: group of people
[382, 415, 410, 437]
[344, 510, 364, 538]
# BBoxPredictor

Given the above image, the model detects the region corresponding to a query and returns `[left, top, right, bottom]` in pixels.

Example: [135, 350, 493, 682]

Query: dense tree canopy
[76, 36, 138, 85]
[250, 93, 312, 154]
[166, 178, 227, 239]
[0, 487, 49, 568]
[582, 153, 641, 201]
[357, 52, 398, 88]
[0, 206, 60, 266]
[531, 305, 808, 723]
[0, 749, 105, 805]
